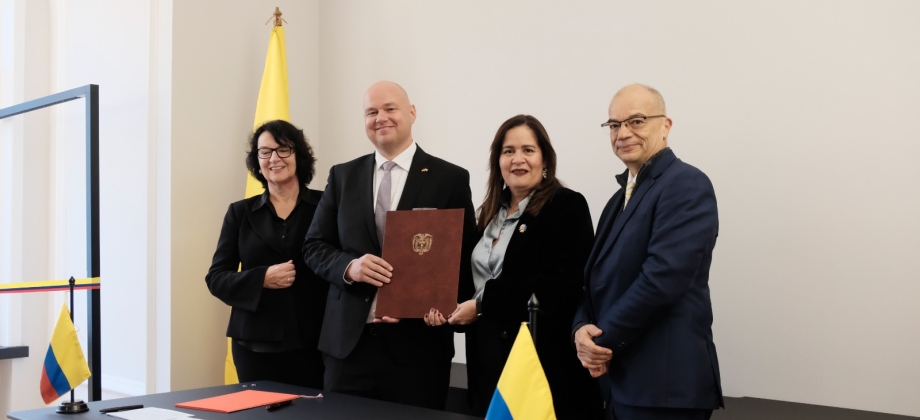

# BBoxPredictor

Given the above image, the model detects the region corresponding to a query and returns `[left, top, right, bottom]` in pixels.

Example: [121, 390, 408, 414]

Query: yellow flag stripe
[495, 324, 557, 420]
[246, 25, 290, 200]
[49, 304, 91, 388]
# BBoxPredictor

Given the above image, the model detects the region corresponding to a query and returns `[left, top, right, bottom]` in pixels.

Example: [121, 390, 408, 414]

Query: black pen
[266, 400, 293, 411]
[99, 404, 143, 413]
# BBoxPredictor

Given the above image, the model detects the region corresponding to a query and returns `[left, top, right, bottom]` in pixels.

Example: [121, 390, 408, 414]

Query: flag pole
[56, 276, 89, 414]
[69, 276, 74, 404]
[527, 294, 539, 344]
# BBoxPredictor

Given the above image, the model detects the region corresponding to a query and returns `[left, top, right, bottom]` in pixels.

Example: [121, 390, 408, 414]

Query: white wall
[0, 0, 56, 412]
[317, 0, 920, 417]
[56, 0, 156, 398]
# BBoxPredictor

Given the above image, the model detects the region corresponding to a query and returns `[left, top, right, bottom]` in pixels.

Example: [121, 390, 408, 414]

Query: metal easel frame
[0, 84, 102, 401]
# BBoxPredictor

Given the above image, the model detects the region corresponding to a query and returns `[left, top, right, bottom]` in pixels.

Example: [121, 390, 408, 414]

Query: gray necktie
[375, 161, 397, 245]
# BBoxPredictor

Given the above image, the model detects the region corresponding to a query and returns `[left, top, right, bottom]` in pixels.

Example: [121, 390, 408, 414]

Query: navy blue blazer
[574, 148, 723, 409]
[303, 146, 477, 363]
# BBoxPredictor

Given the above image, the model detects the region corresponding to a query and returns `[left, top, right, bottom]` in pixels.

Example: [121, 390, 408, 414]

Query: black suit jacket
[575, 148, 723, 409]
[206, 188, 328, 348]
[303, 146, 477, 363]
[465, 188, 600, 417]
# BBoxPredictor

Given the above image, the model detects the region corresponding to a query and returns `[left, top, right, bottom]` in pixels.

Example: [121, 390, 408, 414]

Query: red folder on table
[176, 390, 298, 413]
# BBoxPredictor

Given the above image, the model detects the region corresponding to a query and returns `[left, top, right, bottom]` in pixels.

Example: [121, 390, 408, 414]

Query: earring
[542, 168, 547, 179]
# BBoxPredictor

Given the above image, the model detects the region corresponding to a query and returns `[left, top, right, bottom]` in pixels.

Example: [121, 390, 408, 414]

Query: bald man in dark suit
[303, 81, 476, 410]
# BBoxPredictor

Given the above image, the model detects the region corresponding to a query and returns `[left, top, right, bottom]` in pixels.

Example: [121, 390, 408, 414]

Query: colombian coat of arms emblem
[412, 233, 433, 255]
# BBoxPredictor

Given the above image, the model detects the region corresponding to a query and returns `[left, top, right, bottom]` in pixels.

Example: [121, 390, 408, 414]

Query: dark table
[8, 381, 481, 420]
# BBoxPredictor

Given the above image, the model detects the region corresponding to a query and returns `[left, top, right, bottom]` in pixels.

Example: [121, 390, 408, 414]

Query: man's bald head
[363, 81, 417, 160]
[613, 84, 667, 115]
[365, 81, 411, 107]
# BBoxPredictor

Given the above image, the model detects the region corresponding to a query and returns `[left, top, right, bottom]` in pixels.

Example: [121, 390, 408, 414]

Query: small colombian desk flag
[39, 304, 91, 404]
[486, 323, 557, 420]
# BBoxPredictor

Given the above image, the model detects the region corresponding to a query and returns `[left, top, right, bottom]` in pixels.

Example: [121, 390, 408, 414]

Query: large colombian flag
[224, 20, 291, 385]
[486, 324, 557, 420]
[40, 304, 91, 404]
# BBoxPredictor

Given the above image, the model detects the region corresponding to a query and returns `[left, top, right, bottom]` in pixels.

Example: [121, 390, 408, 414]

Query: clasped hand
[264, 260, 296, 289]
[575, 324, 614, 378]
[423, 299, 479, 327]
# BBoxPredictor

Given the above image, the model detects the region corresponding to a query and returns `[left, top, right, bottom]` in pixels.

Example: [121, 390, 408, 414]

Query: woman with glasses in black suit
[206, 120, 327, 388]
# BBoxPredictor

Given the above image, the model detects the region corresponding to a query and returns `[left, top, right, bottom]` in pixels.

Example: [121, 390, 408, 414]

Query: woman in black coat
[447, 115, 603, 419]
[205, 120, 327, 388]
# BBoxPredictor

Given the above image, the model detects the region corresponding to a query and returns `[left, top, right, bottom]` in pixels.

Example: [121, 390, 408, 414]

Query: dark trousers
[610, 402, 713, 420]
[323, 324, 451, 411]
[231, 340, 324, 390]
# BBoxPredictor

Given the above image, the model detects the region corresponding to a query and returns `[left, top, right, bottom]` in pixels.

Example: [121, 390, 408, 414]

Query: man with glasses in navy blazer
[574, 84, 723, 420]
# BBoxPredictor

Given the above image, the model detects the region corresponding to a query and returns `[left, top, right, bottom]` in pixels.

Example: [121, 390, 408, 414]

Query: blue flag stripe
[485, 388, 513, 420]
[43, 346, 72, 396]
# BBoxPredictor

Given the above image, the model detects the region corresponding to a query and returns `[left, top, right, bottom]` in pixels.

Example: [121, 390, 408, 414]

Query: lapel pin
[518, 224, 527, 233]
[421, 168, 429, 172]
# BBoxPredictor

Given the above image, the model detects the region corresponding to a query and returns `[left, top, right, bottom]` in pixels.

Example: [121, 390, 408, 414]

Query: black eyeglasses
[601, 115, 666, 134]
[257, 147, 294, 159]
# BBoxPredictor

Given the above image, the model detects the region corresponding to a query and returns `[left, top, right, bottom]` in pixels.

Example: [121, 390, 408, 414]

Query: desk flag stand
[56, 277, 89, 414]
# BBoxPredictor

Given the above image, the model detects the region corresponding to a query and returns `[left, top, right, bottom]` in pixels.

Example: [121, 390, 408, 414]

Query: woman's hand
[264, 260, 296, 289]
[423, 308, 447, 326]
[447, 299, 479, 325]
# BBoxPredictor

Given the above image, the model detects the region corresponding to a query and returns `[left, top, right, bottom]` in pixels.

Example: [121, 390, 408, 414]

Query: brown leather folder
[376, 208, 464, 319]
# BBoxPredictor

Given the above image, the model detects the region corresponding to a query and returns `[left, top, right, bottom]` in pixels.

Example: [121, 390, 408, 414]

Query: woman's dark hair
[477, 114, 561, 233]
[246, 120, 316, 188]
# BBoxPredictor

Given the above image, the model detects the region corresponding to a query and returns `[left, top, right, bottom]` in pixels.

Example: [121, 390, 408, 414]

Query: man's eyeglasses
[257, 147, 294, 159]
[601, 115, 666, 134]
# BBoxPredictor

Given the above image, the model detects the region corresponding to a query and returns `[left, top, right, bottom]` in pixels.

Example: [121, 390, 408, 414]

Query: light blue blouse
[471, 193, 532, 299]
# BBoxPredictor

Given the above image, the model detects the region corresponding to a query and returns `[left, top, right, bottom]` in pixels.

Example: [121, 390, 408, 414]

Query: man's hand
[346, 254, 392, 287]
[373, 316, 400, 324]
[447, 300, 478, 326]
[588, 361, 610, 378]
[574, 324, 613, 373]
[264, 260, 296, 289]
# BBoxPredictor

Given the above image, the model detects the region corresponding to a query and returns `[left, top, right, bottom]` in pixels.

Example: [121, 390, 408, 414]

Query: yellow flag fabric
[246, 25, 290, 198]
[40, 304, 92, 403]
[225, 25, 291, 385]
[486, 323, 557, 420]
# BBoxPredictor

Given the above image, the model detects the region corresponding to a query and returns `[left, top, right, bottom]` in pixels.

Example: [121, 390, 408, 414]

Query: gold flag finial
[265, 7, 287, 27]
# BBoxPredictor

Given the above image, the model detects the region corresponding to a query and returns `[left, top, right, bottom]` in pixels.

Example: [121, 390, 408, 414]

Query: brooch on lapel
[518, 224, 527, 233]
[421, 168, 429, 172]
